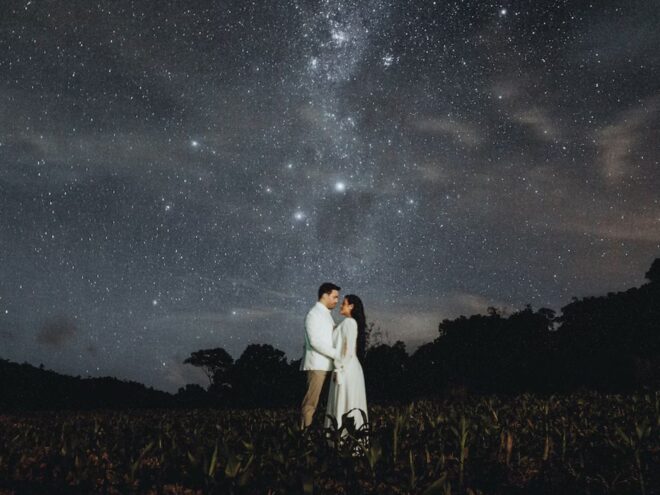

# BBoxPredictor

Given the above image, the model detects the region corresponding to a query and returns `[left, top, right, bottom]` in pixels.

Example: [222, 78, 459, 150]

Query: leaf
[302, 473, 314, 494]
[421, 473, 448, 495]
[130, 441, 154, 479]
[208, 443, 218, 477]
[324, 413, 338, 432]
[366, 440, 382, 470]
[224, 454, 241, 478]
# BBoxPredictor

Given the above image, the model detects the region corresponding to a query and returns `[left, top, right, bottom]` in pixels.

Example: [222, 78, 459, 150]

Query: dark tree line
[0, 360, 173, 411]
[2, 258, 658, 410]
[369, 258, 660, 400]
[178, 344, 304, 408]
[184, 258, 660, 405]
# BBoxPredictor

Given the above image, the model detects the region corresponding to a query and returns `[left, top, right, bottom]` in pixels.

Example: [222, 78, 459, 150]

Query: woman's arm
[334, 319, 357, 370]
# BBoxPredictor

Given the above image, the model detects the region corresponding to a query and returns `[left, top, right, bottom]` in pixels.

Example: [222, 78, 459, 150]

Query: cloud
[510, 159, 660, 243]
[142, 304, 300, 361]
[553, 213, 660, 243]
[164, 352, 210, 390]
[36, 315, 78, 347]
[368, 292, 514, 351]
[150, 306, 289, 327]
[437, 155, 660, 245]
[369, 311, 440, 348]
[411, 117, 481, 146]
[442, 291, 513, 316]
[415, 158, 454, 184]
[513, 107, 559, 142]
[597, 95, 660, 183]
[221, 277, 304, 302]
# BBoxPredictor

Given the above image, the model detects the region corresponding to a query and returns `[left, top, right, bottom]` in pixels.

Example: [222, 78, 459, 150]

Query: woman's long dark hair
[345, 294, 367, 362]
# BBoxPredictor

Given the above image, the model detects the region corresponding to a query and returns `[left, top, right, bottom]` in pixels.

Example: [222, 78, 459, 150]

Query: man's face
[321, 289, 340, 310]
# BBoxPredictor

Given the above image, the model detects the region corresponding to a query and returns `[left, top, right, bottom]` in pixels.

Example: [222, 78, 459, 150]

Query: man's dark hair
[318, 282, 341, 300]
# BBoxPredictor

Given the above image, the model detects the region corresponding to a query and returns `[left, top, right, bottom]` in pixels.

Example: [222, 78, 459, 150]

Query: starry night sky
[1, 0, 658, 393]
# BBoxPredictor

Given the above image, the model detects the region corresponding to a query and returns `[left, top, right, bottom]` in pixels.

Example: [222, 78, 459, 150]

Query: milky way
[1, 0, 658, 392]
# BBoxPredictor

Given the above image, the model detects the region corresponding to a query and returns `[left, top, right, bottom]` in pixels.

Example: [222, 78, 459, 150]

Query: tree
[175, 384, 208, 407]
[230, 344, 294, 407]
[645, 258, 660, 284]
[183, 348, 234, 388]
[367, 322, 390, 347]
[363, 341, 409, 402]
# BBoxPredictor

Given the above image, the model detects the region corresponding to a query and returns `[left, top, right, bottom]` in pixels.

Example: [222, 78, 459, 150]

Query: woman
[325, 294, 368, 434]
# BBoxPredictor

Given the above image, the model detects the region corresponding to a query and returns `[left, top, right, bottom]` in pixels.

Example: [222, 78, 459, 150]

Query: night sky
[1, 1, 658, 393]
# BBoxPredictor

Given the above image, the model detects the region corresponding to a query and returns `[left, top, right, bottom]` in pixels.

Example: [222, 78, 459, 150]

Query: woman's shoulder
[340, 317, 358, 331]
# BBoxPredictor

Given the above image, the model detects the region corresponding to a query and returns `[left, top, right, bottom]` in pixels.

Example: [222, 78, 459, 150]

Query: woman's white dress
[325, 317, 368, 432]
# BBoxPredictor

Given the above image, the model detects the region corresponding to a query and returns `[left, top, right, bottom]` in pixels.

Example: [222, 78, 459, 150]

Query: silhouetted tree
[554, 257, 660, 390]
[368, 322, 392, 347]
[183, 347, 234, 388]
[407, 341, 445, 398]
[405, 305, 558, 396]
[645, 258, 660, 283]
[230, 344, 295, 407]
[363, 341, 409, 402]
[0, 358, 174, 411]
[175, 384, 209, 407]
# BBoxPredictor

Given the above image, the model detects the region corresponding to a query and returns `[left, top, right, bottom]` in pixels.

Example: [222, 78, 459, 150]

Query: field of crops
[1, 392, 658, 494]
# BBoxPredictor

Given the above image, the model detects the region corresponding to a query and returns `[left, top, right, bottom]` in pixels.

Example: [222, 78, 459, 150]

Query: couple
[299, 282, 368, 433]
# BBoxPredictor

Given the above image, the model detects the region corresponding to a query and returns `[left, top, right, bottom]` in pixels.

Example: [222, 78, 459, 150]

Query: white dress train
[325, 317, 368, 432]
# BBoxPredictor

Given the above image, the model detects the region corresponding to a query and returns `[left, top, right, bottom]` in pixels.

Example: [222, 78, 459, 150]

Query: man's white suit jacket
[300, 302, 340, 371]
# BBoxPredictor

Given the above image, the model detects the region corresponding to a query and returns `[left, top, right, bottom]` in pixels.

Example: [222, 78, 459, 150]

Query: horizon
[3, 262, 656, 395]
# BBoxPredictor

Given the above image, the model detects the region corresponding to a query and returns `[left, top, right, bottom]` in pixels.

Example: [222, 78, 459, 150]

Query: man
[300, 282, 342, 429]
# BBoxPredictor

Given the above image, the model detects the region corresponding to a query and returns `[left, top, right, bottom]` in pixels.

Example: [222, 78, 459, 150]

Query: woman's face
[340, 297, 354, 317]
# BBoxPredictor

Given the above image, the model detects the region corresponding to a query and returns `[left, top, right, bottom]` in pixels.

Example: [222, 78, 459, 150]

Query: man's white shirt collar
[315, 301, 330, 313]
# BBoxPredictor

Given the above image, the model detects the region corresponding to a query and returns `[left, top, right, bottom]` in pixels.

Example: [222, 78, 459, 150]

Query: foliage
[0, 359, 173, 411]
[183, 348, 234, 387]
[229, 344, 301, 407]
[1, 393, 658, 494]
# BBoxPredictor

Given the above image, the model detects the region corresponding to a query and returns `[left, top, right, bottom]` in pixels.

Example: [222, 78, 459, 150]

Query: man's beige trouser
[300, 370, 329, 429]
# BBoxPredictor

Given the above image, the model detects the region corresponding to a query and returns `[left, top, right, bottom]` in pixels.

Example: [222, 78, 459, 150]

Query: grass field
[1, 392, 658, 494]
